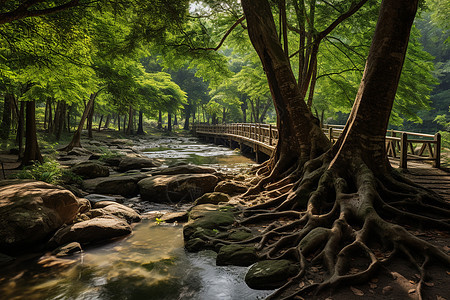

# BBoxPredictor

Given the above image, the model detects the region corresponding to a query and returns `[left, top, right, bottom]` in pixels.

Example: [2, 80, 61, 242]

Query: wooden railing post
[328, 127, 333, 141]
[400, 132, 408, 169]
[433, 132, 441, 168]
[269, 124, 273, 145]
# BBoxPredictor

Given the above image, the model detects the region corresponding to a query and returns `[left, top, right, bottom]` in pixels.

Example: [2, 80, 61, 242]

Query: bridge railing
[193, 123, 441, 168]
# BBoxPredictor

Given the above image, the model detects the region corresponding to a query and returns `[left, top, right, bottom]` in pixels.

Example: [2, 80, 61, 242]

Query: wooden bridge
[193, 123, 442, 169]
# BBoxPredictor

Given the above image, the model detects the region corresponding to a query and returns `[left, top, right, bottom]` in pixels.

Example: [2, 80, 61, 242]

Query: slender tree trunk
[157, 110, 162, 129]
[123, 114, 127, 133]
[184, 105, 191, 130]
[67, 105, 71, 133]
[22, 100, 43, 165]
[0, 93, 13, 140]
[60, 92, 97, 151]
[47, 99, 53, 134]
[137, 110, 144, 135]
[126, 106, 134, 135]
[98, 115, 103, 132]
[87, 100, 94, 139]
[173, 112, 178, 126]
[167, 113, 172, 132]
[241, 99, 247, 123]
[15, 101, 24, 158]
[118, 115, 121, 132]
[222, 107, 227, 124]
[104, 115, 111, 129]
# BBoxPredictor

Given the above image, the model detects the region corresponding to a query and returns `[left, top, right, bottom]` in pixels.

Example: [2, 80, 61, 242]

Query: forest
[0, 0, 449, 299]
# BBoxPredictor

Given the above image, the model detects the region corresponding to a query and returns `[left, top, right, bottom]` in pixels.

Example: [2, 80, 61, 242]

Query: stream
[0, 137, 273, 300]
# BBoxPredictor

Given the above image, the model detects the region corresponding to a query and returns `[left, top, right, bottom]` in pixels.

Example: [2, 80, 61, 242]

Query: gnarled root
[233, 155, 450, 299]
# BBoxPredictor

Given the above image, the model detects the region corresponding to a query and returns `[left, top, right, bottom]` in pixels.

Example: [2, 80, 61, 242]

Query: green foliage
[14, 159, 62, 184]
[434, 107, 450, 149]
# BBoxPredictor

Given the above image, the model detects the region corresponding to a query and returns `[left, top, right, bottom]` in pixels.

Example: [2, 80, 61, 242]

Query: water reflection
[0, 221, 271, 299]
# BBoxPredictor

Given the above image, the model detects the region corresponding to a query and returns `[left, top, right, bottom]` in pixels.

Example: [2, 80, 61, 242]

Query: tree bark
[137, 110, 144, 135]
[126, 106, 134, 135]
[15, 101, 25, 158]
[0, 93, 13, 140]
[22, 100, 43, 165]
[167, 113, 172, 132]
[184, 105, 191, 130]
[98, 115, 103, 132]
[87, 100, 94, 139]
[242, 0, 330, 176]
[157, 110, 163, 129]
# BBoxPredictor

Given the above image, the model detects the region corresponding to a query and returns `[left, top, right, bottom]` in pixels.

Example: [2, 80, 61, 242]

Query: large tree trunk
[157, 110, 163, 129]
[126, 106, 134, 135]
[22, 100, 43, 165]
[87, 100, 94, 139]
[242, 0, 330, 184]
[167, 113, 172, 132]
[60, 92, 97, 151]
[0, 93, 13, 140]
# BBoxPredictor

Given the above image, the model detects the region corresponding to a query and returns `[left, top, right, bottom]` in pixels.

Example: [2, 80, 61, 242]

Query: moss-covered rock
[245, 260, 298, 290]
[228, 230, 253, 241]
[216, 244, 258, 266]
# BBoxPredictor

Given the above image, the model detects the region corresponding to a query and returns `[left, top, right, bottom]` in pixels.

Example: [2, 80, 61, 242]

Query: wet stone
[216, 244, 258, 266]
[245, 260, 298, 290]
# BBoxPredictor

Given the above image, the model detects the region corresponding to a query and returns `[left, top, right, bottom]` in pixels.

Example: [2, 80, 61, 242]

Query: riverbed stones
[214, 180, 248, 195]
[152, 164, 216, 176]
[86, 202, 141, 223]
[70, 161, 110, 179]
[193, 192, 230, 206]
[245, 260, 298, 290]
[160, 211, 189, 223]
[216, 244, 258, 266]
[67, 147, 93, 156]
[48, 216, 132, 247]
[138, 174, 218, 203]
[82, 173, 148, 196]
[85, 194, 124, 205]
[51, 242, 82, 257]
[118, 156, 162, 172]
[0, 180, 81, 251]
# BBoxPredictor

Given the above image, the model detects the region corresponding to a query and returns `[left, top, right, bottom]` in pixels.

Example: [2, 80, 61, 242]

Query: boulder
[109, 139, 134, 146]
[51, 242, 82, 257]
[48, 216, 132, 247]
[0, 180, 81, 251]
[183, 204, 235, 241]
[216, 244, 258, 266]
[245, 260, 298, 290]
[118, 156, 162, 172]
[67, 147, 93, 156]
[86, 203, 141, 223]
[138, 174, 218, 203]
[152, 165, 216, 175]
[214, 181, 248, 195]
[70, 161, 110, 179]
[160, 211, 189, 223]
[193, 192, 230, 206]
[82, 174, 148, 197]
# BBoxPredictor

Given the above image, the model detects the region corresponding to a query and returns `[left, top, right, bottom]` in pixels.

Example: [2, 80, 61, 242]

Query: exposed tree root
[229, 154, 450, 299]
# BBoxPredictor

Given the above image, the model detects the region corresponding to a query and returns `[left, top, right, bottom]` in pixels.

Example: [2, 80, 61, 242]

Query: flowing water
[0, 137, 272, 300]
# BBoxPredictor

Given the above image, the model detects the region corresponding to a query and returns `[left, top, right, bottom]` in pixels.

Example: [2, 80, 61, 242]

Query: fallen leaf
[371, 278, 379, 283]
[408, 289, 416, 294]
[349, 268, 360, 274]
[324, 298, 333, 300]
[310, 267, 319, 272]
[414, 273, 421, 279]
[424, 281, 435, 287]
[350, 286, 364, 296]
[409, 280, 415, 284]
[369, 283, 377, 289]
[299, 282, 305, 288]
[436, 295, 447, 300]
[447, 271, 450, 276]
[443, 245, 450, 252]
[308, 280, 314, 284]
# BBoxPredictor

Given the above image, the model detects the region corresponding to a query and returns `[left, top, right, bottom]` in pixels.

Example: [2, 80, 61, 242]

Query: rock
[228, 230, 252, 241]
[0, 180, 81, 251]
[101, 156, 123, 167]
[70, 161, 110, 179]
[245, 260, 298, 290]
[152, 165, 216, 175]
[87, 203, 141, 223]
[59, 184, 88, 198]
[185, 238, 209, 252]
[77, 198, 91, 214]
[216, 244, 258, 266]
[214, 181, 248, 195]
[67, 147, 93, 156]
[51, 242, 82, 257]
[82, 174, 148, 197]
[48, 216, 132, 247]
[118, 156, 162, 172]
[0, 253, 15, 266]
[109, 139, 134, 146]
[138, 174, 218, 203]
[193, 192, 230, 206]
[183, 204, 235, 240]
[85, 194, 124, 205]
[160, 211, 189, 223]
